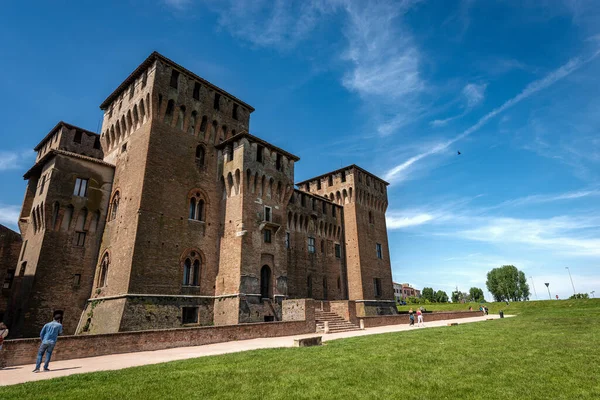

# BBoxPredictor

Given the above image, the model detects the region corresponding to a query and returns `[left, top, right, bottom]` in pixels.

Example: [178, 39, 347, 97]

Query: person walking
[416, 309, 424, 327]
[33, 314, 63, 372]
[409, 308, 415, 327]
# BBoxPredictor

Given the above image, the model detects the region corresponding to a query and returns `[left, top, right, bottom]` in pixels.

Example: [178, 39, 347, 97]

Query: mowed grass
[2, 299, 599, 400]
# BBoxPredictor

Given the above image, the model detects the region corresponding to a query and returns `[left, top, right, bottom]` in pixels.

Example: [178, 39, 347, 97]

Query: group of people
[0, 314, 63, 372]
[479, 305, 489, 315]
[408, 307, 425, 327]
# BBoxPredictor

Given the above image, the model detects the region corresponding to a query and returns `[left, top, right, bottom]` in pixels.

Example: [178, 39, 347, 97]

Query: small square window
[75, 231, 87, 247]
[256, 145, 264, 163]
[232, 104, 239, 120]
[73, 178, 89, 197]
[182, 307, 199, 324]
[213, 93, 221, 110]
[74, 130, 82, 144]
[170, 70, 179, 89]
[264, 229, 272, 243]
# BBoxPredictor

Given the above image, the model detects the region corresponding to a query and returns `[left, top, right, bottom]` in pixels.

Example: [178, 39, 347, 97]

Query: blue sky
[1, 0, 599, 301]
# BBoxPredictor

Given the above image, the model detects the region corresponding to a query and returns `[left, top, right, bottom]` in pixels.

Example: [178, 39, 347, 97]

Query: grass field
[1, 299, 599, 399]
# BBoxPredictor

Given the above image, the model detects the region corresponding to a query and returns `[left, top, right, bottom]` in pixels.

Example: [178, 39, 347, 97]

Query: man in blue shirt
[33, 315, 63, 372]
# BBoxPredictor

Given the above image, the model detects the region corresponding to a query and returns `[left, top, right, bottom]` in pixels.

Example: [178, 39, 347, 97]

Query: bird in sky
[457, 151, 461, 155]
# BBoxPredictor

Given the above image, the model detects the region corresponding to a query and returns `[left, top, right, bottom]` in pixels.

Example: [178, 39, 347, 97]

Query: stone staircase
[315, 309, 361, 334]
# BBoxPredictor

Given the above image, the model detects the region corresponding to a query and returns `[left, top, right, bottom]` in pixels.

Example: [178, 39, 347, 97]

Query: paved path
[0, 314, 508, 387]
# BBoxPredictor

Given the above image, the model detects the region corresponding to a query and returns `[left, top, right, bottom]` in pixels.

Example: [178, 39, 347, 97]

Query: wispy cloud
[386, 211, 435, 229]
[431, 82, 487, 127]
[0, 150, 34, 172]
[384, 48, 600, 184]
[0, 204, 20, 230]
[162, 0, 192, 10]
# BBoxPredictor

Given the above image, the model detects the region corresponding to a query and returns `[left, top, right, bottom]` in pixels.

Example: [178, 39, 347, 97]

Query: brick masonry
[0, 299, 315, 368]
[5, 51, 397, 337]
[359, 311, 484, 328]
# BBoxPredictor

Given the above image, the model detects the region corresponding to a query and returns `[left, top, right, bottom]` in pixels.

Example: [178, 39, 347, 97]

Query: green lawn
[2, 299, 599, 400]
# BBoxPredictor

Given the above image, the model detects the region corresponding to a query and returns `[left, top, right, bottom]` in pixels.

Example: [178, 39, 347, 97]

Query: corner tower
[296, 165, 395, 315]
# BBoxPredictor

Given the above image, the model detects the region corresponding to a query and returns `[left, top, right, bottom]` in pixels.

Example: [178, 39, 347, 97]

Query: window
[183, 257, 200, 286]
[332, 206, 336, 218]
[232, 104, 239, 120]
[308, 237, 315, 253]
[110, 191, 120, 221]
[170, 69, 179, 89]
[335, 244, 341, 258]
[39, 175, 46, 195]
[195, 145, 205, 168]
[264, 229, 272, 243]
[264, 206, 272, 222]
[317, 180, 321, 190]
[73, 178, 89, 197]
[312, 199, 317, 211]
[75, 231, 86, 247]
[276, 154, 282, 171]
[129, 84, 135, 99]
[213, 93, 220, 110]
[74, 130, 82, 144]
[256, 145, 264, 163]
[374, 278, 382, 297]
[121, 143, 127, 153]
[99, 253, 109, 287]
[193, 82, 200, 100]
[341, 170, 346, 182]
[3, 269, 15, 289]
[189, 193, 205, 221]
[328, 175, 333, 186]
[93, 136, 101, 149]
[73, 274, 81, 286]
[369, 211, 374, 224]
[200, 116, 208, 133]
[165, 100, 174, 124]
[322, 202, 327, 214]
[19, 261, 27, 277]
[305, 183, 309, 192]
[301, 195, 306, 207]
[285, 232, 290, 249]
[321, 240, 325, 253]
[182, 307, 199, 324]
[142, 71, 148, 87]
[20, 240, 27, 260]
[376, 243, 383, 259]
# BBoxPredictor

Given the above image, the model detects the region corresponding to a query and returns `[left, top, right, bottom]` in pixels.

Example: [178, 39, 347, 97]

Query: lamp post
[544, 283, 551, 300]
[530, 276, 538, 300]
[565, 267, 576, 295]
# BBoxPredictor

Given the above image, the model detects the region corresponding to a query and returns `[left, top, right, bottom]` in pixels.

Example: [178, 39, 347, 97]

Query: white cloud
[384, 49, 600, 184]
[162, 0, 192, 10]
[0, 204, 20, 230]
[463, 83, 487, 108]
[0, 150, 34, 171]
[386, 212, 434, 229]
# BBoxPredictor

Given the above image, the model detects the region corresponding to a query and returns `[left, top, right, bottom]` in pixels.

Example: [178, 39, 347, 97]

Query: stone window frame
[73, 177, 89, 197]
[180, 248, 204, 288]
[109, 190, 120, 221]
[187, 189, 208, 222]
[308, 237, 316, 254]
[376, 243, 383, 259]
[98, 252, 110, 288]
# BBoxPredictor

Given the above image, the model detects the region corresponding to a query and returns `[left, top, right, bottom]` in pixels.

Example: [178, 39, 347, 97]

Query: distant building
[393, 282, 421, 302]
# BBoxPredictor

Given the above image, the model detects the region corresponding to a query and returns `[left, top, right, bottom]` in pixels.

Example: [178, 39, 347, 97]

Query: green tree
[435, 290, 449, 303]
[422, 287, 436, 303]
[569, 293, 589, 299]
[486, 265, 530, 302]
[469, 287, 485, 302]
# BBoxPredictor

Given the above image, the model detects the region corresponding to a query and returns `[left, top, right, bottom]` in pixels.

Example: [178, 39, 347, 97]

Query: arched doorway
[260, 265, 271, 299]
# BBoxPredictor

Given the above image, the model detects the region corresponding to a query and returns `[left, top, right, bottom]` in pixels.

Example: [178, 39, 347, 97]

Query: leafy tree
[422, 287, 436, 303]
[469, 287, 485, 302]
[451, 290, 460, 303]
[486, 265, 530, 302]
[406, 296, 421, 304]
[435, 290, 449, 303]
[569, 293, 589, 299]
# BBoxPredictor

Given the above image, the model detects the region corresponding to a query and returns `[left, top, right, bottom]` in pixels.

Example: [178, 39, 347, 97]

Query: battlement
[33, 122, 103, 164]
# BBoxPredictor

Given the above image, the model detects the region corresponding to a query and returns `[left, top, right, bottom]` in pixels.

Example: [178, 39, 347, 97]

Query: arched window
[260, 265, 271, 299]
[189, 111, 197, 135]
[99, 253, 109, 287]
[195, 145, 205, 168]
[199, 116, 207, 133]
[188, 192, 205, 221]
[164, 100, 175, 124]
[182, 251, 201, 286]
[110, 191, 120, 221]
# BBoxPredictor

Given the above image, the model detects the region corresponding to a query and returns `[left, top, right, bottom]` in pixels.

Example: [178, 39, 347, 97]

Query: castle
[1, 52, 395, 338]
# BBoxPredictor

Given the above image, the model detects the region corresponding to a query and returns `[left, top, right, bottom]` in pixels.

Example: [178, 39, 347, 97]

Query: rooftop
[295, 164, 390, 187]
[99, 51, 255, 112]
[33, 121, 98, 152]
[23, 149, 115, 179]
[215, 131, 300, 162]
